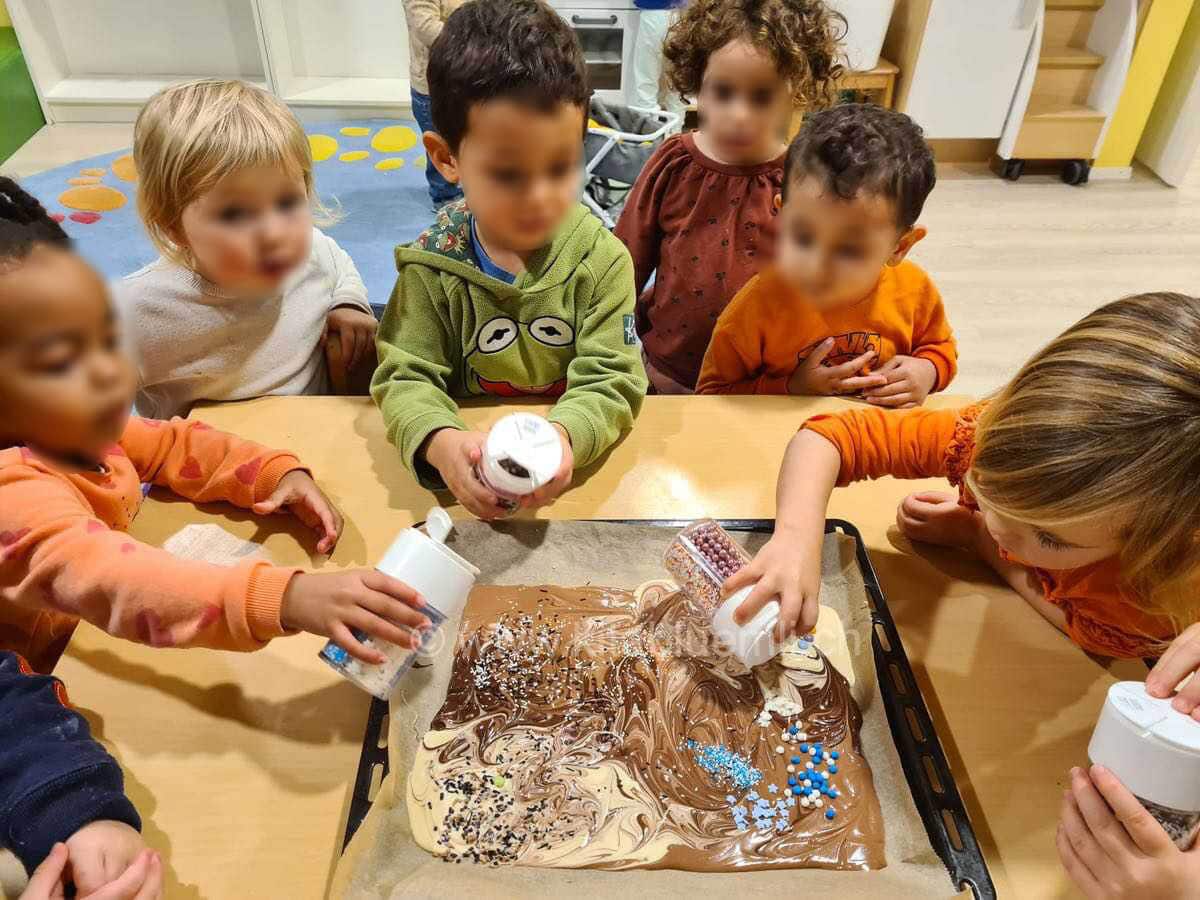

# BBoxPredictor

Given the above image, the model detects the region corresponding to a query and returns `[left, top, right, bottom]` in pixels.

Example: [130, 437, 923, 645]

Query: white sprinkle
[814, 797, 824, 807]
[803, 779, 811, 787]
[775, 746, 784, 754]
[809, 747, 818, 756]
[806, 762, 815, 770]
[786, 765, 795, 773]
[797, 732, 808, 741]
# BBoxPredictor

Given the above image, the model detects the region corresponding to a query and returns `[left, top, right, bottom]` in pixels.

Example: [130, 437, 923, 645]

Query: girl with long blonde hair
[728, 290, 1200, 896]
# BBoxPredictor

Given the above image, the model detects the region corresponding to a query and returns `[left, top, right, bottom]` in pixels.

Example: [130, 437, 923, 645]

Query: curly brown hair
[662, 0, 846, 108]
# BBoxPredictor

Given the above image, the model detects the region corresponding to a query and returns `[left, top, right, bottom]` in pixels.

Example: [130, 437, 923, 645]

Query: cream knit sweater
[115, 228, 371, 419]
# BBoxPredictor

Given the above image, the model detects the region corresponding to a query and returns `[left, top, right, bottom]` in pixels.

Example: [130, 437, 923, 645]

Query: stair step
[1040, 47, 1104, 68]
[1026, 99, 1106, 122]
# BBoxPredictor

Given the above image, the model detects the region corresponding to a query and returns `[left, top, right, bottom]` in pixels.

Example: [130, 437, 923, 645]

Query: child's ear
[423, 132, 460, 185]
[888, 225, 927, 266]
[773, 193, 783, 210]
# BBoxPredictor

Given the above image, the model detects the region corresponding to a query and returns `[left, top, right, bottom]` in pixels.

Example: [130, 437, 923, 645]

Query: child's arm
[545, 252, 648, 471]
[119, 416, 342, 553]
[726, 406, 962, 636]
[695, 290, 781, 395]
[0, 652, 142, 879]
[372, 265, 510, 519]
[314, 230, 377, 372]
[864, 280, 956, 408]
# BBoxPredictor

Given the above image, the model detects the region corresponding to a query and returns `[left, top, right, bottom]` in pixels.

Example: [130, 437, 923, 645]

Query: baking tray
[341, 519, 997, 899]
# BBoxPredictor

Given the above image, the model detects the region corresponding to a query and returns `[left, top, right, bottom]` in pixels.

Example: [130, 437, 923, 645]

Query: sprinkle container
[475, 412, 563, 513]
[1088, 681, 1200, 850]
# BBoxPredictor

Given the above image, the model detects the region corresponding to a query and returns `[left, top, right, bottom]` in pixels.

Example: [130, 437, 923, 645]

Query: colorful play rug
[17, 120, 436, 313]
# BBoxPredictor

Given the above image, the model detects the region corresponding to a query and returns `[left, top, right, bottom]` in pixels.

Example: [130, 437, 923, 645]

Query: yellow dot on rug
[112, 154, 138, 182]
[340, 126, 370, 137]
[68, 176, 101, 185]
[59, 185, 127, 212]
[413, 156, 427, 169]
[375, 157, 405, 171]
[339, 150, 370, 162]
[309, 134, 338, 162]
[370, 125, 418, 153]
[79, 167, 106, 177]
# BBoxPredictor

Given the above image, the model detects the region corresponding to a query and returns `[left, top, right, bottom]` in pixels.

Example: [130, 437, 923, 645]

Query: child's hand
[1057, 764, 1200, 900]
[63, 821, 148, 897]
[21, 841, 163, 900]
[324, 307, 378, 371]
[521, 424, 574, 509]
[787, 340, 887, 397]
[252, 470, 343, 554]
[1146, 622, 1200, 721]
[281, 569, 429, 663]
[863, 355, 937, 408]
[721, 529, 824, 641]
[424, 429, 511, 521]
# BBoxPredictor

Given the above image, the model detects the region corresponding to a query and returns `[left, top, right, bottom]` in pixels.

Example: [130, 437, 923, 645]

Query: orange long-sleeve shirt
[0, 416, 306, 673]
[696, 262, 956, 396]
[803, 404, 1179, 660]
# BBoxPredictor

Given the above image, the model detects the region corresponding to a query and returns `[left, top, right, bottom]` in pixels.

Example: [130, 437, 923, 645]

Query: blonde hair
[966, 292, 1200, 627]
[133, 78, 330, 265]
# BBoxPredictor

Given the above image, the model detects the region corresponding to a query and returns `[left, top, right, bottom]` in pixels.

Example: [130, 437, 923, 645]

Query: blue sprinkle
[831, 751, 840, 760]
[789, 724, 799, 735]
[748, 791, 760, 801]
[757, 798, 771, 808]
[787, 776, 796, 786]
[768, 783, 778, 794]
[791, 755, 802, 765]
[825, 809, 836, 820]
[814, 744, 823, 754]
[725, 795, 736, 804]
[792, 786, 802, 796]
[775, 819, 788, 832]
[799, 744, 809, 753]
[831, 788, 840, 798]
[786, 797, 796, 807]
[829, 765, 838, 774]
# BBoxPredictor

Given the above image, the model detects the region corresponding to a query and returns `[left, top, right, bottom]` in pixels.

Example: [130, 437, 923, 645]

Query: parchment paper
[332, 522, 962, 898]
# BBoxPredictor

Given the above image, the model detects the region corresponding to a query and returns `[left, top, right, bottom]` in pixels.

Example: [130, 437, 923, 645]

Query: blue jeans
[411, 90, 463, 205]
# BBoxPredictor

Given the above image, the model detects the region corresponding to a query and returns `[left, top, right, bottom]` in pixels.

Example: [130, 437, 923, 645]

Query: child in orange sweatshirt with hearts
[0, 178, 428, 674]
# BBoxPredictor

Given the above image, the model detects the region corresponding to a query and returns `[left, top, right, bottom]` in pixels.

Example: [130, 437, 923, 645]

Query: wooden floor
[5, 124, 1200, 398]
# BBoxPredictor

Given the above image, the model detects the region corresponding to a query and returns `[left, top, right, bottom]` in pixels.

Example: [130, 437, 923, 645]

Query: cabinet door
[904, 0, 1039, 139]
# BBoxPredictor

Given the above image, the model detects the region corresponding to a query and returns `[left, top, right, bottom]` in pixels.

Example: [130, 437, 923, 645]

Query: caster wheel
[1000, 158, 1024, 181]
[1062, 159, 1090, 186]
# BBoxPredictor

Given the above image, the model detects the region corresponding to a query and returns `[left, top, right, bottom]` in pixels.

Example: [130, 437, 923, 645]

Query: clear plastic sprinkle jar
[663, 519, 752, 614]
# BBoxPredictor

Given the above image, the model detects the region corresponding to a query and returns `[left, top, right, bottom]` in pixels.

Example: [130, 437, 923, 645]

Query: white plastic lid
[482, 413, 562, 496]
[1088, 681, 1200, 809]
[711, 586, 783, 668]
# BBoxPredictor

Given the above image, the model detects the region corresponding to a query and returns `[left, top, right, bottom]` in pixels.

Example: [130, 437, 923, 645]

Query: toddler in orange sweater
[0, 179, 428, 674]
[696, 104, 956, 405]
[726, 292, 1200, 898]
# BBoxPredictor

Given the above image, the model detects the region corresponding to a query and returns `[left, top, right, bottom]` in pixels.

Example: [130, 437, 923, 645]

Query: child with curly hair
[615, 0, 844, 393]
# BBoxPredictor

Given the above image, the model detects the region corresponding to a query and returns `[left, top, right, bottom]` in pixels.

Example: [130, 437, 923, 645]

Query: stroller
[583, 97, 682, 229]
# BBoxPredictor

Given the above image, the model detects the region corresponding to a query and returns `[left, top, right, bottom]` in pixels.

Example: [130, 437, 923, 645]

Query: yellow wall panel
[1096, 0, 1197, 167]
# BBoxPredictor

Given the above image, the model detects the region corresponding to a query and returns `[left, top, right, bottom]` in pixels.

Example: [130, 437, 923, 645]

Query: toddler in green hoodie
[372, 0, 648, 519]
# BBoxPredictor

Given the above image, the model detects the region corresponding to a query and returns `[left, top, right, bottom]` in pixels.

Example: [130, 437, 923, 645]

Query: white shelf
[43, 76, 271, 104]
[282, 76, 412, 107]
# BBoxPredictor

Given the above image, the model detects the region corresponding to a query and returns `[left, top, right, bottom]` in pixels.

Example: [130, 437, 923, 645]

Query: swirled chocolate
[407, 583, 886, 871]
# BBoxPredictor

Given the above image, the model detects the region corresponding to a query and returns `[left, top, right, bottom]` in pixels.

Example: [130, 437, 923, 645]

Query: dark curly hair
[0, 177, 70, 266]
[428, 0, 590, 152]
[662, 0, 845, 109]
[783, 104, 936, 229]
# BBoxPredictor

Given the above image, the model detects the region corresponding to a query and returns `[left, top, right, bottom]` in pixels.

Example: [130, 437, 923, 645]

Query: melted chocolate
[409, 584, 886, 871]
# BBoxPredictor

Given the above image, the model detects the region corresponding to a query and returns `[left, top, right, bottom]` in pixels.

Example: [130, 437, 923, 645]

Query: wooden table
[52, 395, 1142, 899]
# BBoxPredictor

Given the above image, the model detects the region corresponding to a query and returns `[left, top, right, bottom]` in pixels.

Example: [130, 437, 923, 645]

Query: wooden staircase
[1011, 0, 1108, 164]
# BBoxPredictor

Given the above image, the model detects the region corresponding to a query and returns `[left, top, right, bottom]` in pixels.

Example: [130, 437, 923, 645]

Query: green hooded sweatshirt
[372, 200, 648, 488]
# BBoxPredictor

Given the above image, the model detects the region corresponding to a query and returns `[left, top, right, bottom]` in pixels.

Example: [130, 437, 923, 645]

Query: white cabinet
[901, 0, 1038, 139]
[550, 4, 639, 106]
